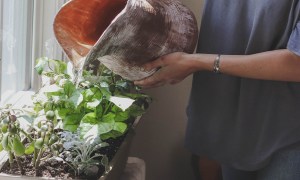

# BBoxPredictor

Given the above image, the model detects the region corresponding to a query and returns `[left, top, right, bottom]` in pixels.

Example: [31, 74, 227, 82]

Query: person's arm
[134, 49, 300, 88]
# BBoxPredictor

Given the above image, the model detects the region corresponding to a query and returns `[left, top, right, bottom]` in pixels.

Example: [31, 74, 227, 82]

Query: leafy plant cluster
[0, 57, 150, 177]
[60, 131, 110, 177]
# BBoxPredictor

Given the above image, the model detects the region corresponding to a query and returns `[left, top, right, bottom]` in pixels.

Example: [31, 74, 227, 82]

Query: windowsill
[0, 90, 35, 107]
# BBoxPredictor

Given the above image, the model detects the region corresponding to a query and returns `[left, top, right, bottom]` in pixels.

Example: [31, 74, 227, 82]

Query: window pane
[0, 0, 33, 102]
[30, 0, 67, 91]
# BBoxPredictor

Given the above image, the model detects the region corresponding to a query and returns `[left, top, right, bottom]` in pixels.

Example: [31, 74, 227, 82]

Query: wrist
[185, 53, 216, 72]
[182, 53, 200, 73]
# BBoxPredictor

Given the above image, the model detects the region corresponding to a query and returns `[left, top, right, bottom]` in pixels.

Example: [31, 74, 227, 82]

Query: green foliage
[35, 57, 67, 75]
[60, 131, 109, 177]
[12, 137, 25, 156]
[32, 58, 151, 142]
[0, 58, 151, 177]
[0, 107, 37, 173]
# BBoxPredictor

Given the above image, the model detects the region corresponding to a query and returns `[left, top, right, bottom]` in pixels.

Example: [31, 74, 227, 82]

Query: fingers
[134, 76, 158, 88]
[143, 56, 165, 71]
[134, 76, 180, 89]
[135, 52, 185, 88]
[140, 81, 165, 89]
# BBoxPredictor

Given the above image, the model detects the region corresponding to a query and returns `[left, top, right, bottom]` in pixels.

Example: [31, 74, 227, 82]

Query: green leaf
[126, 104, 146, 117]
[25, 142, 35, 155]
[79, 118, 114, 139]
[34, 138, 44, 149]
[2, 133, 10, 151]
[98, 119, 114, 134]
[102, 113, 115, 122]
[79, 122, 95, 139]
[93, 89, 103, 100]
[116, 81, 129, 88]
[95, 105, 103, 117]
[64, 100, 75, 109]
[40, 84, 63, 94]
[100, 81, 109, 88]
[0, 144, 3, 151]
[49, 59, 67, 74]
[39, 84, 64, 98]
[86, 99, 101, 110]
[33, 103, 43, 113]
[123, 92, 151, 100]
[17, 115, 34, 130]
[113, 122, 127, 134]
[82, 89, 95, 101]
[101, 155, 110, 173]
[112, 106, 129, 122]
[101, 131, 122, 140]
[81, 112, 97, 124]
[35, 57, 48, 75]
[101, 155, 109, 166]
[63, 113, 83, 132]
[99, 87, 111, 99]
[115, 111, 129, 122]
[109, 96, 135, 111]
[63, 80, 76, 97]
[13, 137, 25, 156]
[56, 108, 71, 119]
[43, 101, 55, 112]
[69, 90, 83, 108]
[80, 124, 97, 141]
[42, 72, 56, 78]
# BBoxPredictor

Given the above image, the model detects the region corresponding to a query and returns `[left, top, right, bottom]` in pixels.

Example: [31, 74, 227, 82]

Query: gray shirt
[185, 0, 300, 171]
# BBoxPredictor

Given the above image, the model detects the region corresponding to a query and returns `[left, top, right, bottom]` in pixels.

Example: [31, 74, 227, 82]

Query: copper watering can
[54, 0, 198, 81]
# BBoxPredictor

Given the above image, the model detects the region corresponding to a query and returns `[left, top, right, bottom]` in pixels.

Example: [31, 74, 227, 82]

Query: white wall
[129, 0, 204, 180]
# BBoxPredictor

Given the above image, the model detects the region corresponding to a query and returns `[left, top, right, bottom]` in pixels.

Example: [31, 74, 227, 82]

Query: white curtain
[0, 0, 68, 101]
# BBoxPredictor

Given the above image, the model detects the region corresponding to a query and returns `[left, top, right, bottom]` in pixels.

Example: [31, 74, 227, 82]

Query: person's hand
[134, 52, 196, 88]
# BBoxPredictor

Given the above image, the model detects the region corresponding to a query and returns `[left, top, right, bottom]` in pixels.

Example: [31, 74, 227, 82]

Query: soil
[0, 121, 133, 179]
[1, 153, 75, 179]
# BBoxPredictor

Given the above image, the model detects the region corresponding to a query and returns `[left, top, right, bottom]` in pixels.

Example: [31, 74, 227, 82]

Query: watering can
[53, 0, 198, 81]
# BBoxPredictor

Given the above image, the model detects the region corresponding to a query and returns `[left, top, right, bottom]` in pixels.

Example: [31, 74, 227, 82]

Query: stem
[103, 102, 112, 115]
[40, 154, 52, 162]
[20, 129, 34, 142]
[33, 148, 38, 167]
[35, 147, 44, 176]
[98, 65, 105, 77]
[111, 73, 116, 84]
[63, 160, 77, 176]
[8, 151, 14, 173]
[15, 156, 24, 175]
[47, 61, 54, 72]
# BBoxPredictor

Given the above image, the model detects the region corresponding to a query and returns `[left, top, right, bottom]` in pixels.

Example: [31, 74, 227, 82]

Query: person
[134, 0, 300, 180]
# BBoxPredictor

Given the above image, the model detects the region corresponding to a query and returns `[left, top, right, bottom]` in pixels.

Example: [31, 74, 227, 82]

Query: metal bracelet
[213, 54, 221, 74]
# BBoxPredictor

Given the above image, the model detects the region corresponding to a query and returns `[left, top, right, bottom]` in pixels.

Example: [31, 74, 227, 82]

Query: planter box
[0, 117, 140, 180]
[99, 129, 134, 180]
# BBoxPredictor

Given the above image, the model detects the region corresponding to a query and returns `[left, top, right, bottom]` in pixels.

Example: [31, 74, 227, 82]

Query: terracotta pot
[54, 0, 198, 80]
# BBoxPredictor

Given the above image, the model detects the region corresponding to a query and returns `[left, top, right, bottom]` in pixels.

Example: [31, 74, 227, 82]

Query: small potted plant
[0, 57, 150, 179]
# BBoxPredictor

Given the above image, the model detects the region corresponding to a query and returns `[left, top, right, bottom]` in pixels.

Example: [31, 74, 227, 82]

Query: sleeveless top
[185, 0, 300, 170]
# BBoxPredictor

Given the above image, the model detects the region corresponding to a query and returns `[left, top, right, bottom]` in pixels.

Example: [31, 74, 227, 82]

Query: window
[0, 0, 67, 103]
[0, 0, 34, 102]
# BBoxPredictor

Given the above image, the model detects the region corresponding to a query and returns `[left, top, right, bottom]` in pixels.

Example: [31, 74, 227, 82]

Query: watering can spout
[54, 0, 127, 69]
